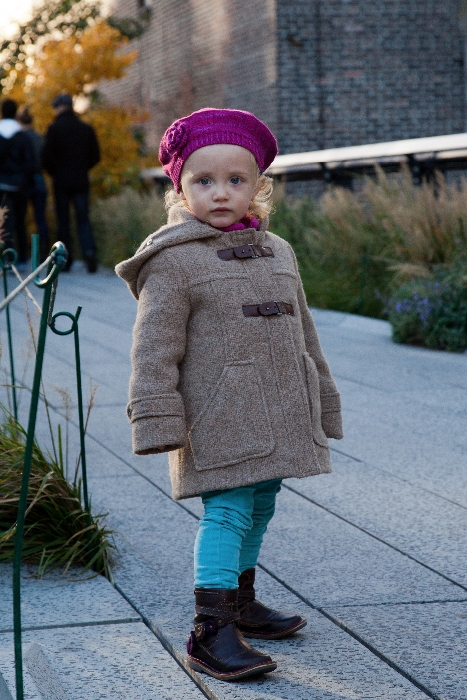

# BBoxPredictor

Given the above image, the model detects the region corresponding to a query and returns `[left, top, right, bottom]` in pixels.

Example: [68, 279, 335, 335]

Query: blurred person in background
[42, 93, 100, 272]
[17, 106, 50, 262]
[0, 98, 35, 264]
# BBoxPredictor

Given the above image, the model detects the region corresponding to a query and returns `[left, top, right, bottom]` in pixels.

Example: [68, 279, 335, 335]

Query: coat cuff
[132, 415, 188, 455]
[126, 394, 188, 455]
[321, 392, 343, 439]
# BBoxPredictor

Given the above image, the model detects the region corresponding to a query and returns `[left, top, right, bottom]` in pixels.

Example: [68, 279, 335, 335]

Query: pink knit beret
[159, 108, 278, 192]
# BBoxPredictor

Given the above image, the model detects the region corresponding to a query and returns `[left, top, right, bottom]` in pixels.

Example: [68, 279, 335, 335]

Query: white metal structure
[142, 133, 467, 185]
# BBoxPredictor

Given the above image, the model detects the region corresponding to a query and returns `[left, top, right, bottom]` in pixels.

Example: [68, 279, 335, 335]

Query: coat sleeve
[127, 250, 190, 455]
[293, 251, 344, 440]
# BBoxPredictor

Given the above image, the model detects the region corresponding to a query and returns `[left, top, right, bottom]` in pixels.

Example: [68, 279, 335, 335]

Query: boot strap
[238, 589, 255, 603]
[194, 612, 239, 640]
[195, 603, 239, 618]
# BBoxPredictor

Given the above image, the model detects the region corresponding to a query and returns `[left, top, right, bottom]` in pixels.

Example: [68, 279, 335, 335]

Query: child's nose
[213, 185, 229, 200]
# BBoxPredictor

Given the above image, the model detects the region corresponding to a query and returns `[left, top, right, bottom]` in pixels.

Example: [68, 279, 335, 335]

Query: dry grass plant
[0, 410, 114, 579]
[319, 166, 467, 276]
[91, 187, 167, 267]
[87, 171, 467, 318]
[0, 288, 113, 578]
[272, 167, 467, 316]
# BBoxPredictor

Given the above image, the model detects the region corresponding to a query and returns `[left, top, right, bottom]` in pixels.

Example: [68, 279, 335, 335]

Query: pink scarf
[218, 214, 260, 232]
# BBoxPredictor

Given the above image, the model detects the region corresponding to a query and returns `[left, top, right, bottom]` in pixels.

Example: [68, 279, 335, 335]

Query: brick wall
[103, 0, 466, 156]
[277, 0, 466, 153]
[103, 0, 276, 152]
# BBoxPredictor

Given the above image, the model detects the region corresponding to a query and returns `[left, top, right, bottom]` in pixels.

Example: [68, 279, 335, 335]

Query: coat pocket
[303, 353, 329, 448]
[188, 361, 275, 471]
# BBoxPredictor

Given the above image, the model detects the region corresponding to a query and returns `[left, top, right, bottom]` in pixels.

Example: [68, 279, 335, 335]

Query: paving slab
[311, 310, 467, 507]
[333, 380, 467, 506]
[0, 623, 205, 700]
[0, 564, 204, 700]
[113, 539, 429, 700]
[2, 267, 467, 699]
[287, 451, 467, 588]
[0, 564, 139, 631]
[82, 449, 441, 698]
[102, 453, 464, 609]
[46, 427, 435, 698]
[259, 484, 462, 608]
[327, 601, 467, 700]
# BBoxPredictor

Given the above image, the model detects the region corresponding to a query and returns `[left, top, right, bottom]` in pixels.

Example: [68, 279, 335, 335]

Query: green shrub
[386, 265, 467, 352]
[271, 168, 467, 317]
[270, 197, 391, 317]
[91, 188, 167, 268]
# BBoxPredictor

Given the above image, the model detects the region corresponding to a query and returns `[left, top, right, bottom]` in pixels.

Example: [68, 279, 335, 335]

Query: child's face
[179, 144, 261, 228]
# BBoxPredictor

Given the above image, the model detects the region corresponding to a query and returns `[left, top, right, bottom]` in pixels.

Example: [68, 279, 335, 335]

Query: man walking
[17, 106, 50, 262]
[42, 93, 100, 272]
[0, 99, 35, 263]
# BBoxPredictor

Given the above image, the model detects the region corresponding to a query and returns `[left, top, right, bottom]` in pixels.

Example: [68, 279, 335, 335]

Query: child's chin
[209, 216, 235, 227]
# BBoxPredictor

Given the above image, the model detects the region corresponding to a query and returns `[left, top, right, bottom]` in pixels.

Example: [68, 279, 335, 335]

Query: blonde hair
[164, 173, 274, 221]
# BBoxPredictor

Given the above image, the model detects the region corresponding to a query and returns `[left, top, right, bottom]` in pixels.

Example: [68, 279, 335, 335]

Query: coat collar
[115, 204, 269, 299]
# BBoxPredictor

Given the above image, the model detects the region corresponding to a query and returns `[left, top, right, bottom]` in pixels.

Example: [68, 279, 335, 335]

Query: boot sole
[186, 656, 277, 681]
[241, 618, 307, 640]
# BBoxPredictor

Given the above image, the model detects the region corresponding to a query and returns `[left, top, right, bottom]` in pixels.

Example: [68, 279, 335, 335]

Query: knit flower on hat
[161, 121, 188, 160]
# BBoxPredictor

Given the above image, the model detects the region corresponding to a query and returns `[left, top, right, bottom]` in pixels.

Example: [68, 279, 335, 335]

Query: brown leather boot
[186, 588, 277, 681]
[238, 568, 307, 639]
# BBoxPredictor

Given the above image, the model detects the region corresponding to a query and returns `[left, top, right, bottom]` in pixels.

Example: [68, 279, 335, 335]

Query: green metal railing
[0, 248, 19, 420]
[48, 306, 92, 539]
[0, 236, 91, 700]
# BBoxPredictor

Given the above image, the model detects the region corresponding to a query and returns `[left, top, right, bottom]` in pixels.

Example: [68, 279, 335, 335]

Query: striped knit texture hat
[159, 108, 278, 192]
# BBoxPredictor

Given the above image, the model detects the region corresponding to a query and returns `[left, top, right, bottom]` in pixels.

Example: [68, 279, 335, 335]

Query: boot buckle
[194, 619, 218, 640]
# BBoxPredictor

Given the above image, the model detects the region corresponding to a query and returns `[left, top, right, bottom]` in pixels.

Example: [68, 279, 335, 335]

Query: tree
[3, 20, 147, 198]
[0, 0, 101, 92]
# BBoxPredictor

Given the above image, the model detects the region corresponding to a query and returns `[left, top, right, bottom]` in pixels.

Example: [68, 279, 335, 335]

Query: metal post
[49, 307, 91, 518]
[31, 234, 39, 272]
[1, 249, 19, 420]
[10, 243, 66, 700]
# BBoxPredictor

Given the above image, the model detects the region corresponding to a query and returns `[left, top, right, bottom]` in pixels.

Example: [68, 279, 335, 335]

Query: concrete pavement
[0, 262, 466, 699]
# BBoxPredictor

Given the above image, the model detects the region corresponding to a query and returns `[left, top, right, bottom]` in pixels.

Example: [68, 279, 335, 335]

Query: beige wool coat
[116, 205, 343, 501]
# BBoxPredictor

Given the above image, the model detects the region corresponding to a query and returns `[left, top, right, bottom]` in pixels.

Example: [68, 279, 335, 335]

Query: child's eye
[230, 176, 241, 184]
[199, 177, 211, 185]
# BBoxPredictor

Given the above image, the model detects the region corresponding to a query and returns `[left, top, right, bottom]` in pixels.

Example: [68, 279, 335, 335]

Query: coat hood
[115, 204, 268, 299]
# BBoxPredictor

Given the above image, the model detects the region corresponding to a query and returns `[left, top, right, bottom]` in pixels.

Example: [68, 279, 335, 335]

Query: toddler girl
[116, 108, 343, 682]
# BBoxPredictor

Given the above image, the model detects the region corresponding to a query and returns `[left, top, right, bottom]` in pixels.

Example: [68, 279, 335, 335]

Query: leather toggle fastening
[242, 301, 294, 317]
[217, 244, 274, 261]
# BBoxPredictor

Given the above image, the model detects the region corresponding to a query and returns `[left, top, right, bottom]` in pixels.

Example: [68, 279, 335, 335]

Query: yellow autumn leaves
[5, 21, 147, 198]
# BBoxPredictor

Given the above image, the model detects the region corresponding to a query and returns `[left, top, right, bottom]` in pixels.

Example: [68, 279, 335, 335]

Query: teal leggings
[194, 478, 282, 589]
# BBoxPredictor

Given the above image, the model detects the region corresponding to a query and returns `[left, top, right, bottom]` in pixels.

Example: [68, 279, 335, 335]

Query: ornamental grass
[91, 170, 467, 325]
[319, 166, 467, 276]
[271, 167, 467, 317]
[0, 413, 114, 579]
[91, 187, 167, 268]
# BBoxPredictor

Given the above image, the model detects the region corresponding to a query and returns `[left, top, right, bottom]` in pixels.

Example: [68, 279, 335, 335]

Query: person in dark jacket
[0, 99, 35, 263]
[17, 106, 50, 262]
[42, 93, 100, 272]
